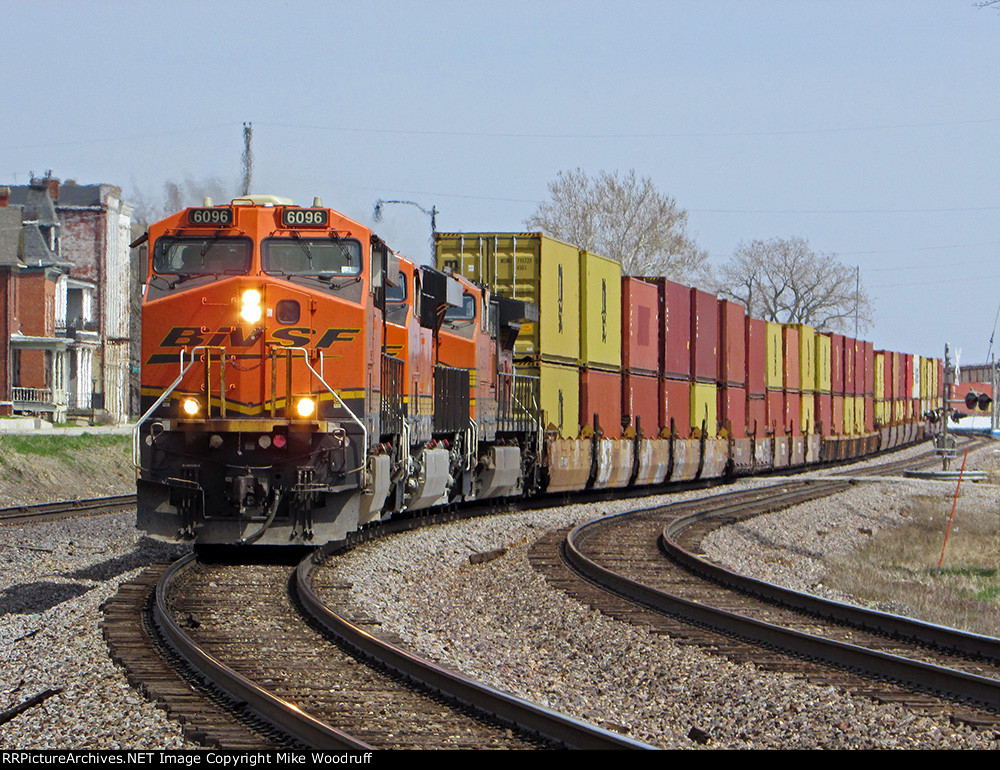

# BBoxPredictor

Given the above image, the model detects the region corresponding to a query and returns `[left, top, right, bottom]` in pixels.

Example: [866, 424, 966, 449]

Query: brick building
[0, 174, 128, 422]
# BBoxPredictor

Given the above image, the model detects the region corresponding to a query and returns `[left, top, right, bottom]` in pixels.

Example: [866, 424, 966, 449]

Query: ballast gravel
[2, 439, 998, 749]
[322, 459, 1000, 749]
[0, 511, 194, 750]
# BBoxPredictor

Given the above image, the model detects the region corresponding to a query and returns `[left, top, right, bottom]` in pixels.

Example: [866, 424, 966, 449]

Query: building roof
[7, 184, 58, 226]
[0, 206, 25, 267]
[56, 182, 121, 208]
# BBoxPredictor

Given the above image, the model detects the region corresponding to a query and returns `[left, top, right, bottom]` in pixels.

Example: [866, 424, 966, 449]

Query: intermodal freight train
[134, 196, 943, 546]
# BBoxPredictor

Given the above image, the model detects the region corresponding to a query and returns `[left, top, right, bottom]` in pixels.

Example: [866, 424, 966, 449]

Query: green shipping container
[435, 232, 580, 364]
[579, 249, 622, 371]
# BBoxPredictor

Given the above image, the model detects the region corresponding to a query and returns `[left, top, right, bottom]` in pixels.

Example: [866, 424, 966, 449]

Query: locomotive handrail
[278, 346, 370, 487]
[131, 350, 204, 469]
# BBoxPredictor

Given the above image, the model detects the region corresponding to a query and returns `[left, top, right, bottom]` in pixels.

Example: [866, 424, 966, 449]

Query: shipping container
[516, 360, 579, 438]
[815, 333, 832, 393]
[580, 368, 623, 436]
[767, 389, 784, 433]
[784, 391, 801, 435]
[844, 337, 856, 396]
[691, 381, 718, 437]
[718, 385, 747, 438]
[831, 334, 845, 394]
[661, 377, 691, 436]
[892, 352, 903, 400]
[875, 399, 889, 426]
[832, 395, 845, 435]
[844, 396, 856, 435]
[865, 395, 875, 433]
[874, 351, 886, 400]
[623, 370, 659, 436]
[657, 280, 692, 379]
[863, 342, 874, 396]
[766, 322, 783, 390]
[747, 396, 767, 436]
[782, 325, 801, 391]
[718, 299, 746, 386]
[790, 324, 816, 393]
[579, 250, 622, 371]
[815, 392, 832, 435]
[691, 288, 719, 383]
[436, 232, 580, 364]
[621, 278, 659, 375]
[854, 396, 865, 434]
[904, 354, 914, 400]
[746, 317, 767, 396]
[800, 393, 816, 434]
[853, 339, 865, 395]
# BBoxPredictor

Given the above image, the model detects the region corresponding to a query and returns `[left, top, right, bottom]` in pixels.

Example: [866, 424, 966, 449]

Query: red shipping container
[661, 377, 691, 436]
[746, 317, 767, 396]
[815, 392, 833, 436]
[782, 326, 801, 390]
[767, 390, 784, 433]
[881, 351, 893, 400]
[658, 280, 691, 379]
[622, 370, 659, 435]
[893, 352, 903, 398]
[621, 278, 659, 375]
[844, 338, 857, 396]
[691, 288, 719, 383]
[718, 300, 746, 386]
[863, 341, 874, 396]
[579, 368, 623, 436]
[904, 354, 914, 399]
[784, 391, 801, 436]
[852, 340, 864, 395]
[831, 334, 845, 394]
[832, 395, 845, 435]
[747, 396, 767, 436]
[718, 385, 747, 438]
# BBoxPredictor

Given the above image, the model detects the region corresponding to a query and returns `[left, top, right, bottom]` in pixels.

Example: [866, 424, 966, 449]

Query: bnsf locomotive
[135, 196, 943, 546]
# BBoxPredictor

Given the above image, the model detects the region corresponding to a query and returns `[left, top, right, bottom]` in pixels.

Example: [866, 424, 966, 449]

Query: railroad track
[534, 478, 1000, 729]
[0, 494, 136, 524]
[104, 550, 649, 750]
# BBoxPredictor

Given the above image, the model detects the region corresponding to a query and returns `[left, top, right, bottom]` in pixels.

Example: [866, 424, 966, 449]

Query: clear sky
[3, 1, 998, 365]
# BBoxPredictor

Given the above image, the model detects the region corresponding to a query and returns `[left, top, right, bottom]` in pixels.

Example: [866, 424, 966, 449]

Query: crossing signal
[963, 390, 992, 411]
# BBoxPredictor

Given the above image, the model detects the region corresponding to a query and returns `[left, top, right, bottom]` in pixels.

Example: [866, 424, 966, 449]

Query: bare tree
[129, 175, 238, 225]
[717, 237, 873, 333]
[524, 168, 711, 284]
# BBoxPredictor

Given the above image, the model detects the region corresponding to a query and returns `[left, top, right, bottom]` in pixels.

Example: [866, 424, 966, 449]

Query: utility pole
[241, 122, 253, 196]
[941, 344, 952, 470]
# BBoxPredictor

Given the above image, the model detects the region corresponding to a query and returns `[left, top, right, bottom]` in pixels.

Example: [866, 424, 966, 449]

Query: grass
[824, 491, 1000, 637]
[0, 434, 130, 464]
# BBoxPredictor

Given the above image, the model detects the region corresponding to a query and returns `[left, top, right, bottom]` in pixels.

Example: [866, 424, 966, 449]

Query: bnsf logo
[159, 326, 360, 348]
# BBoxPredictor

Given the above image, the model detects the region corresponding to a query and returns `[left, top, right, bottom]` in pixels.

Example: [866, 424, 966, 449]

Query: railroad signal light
[965, 391, 979, 410]
[979, 392, 992, 411]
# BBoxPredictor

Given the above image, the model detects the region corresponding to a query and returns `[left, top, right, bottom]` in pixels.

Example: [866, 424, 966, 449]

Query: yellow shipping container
[874, 352, 885, 400]
[875, 399, 889, 426]
[516, 360, 580, 439]
[793, 324, 817, 393]
[800, 396, 816, 434]
[690, 382, 718, 438]
[766, 322, 783, 390]
[815, 333, 832, 393]
[844, 397, 856, 435]
[435, 232, 580, 364]
[853, 396, 865, 434]
[578, 249, 622, 371]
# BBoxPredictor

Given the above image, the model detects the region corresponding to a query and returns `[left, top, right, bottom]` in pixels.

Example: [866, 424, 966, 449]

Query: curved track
[536, 473, 1000, 727]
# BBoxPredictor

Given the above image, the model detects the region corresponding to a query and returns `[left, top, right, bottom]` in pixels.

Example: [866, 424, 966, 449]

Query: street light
[372, 199, 438, 261]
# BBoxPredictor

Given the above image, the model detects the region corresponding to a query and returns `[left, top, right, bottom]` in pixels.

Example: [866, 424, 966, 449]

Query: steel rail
[565, 483, 1000, 713]
[660, 491, 1000, 663]
[295, 552, 653, 750]
[0, 494, 136, 523]
[153, 553, 374, 751]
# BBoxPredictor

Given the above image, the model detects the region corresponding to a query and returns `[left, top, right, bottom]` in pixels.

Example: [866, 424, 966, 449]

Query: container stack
[830, 333, 845, 435]
[717, 298, 746, 439]
[862, 341, 875, 433]
[689, 288, 720, 437]
[852, 339, 866, 435]
[746, 317, 768, 436]
[657, 279, 692, 437]
[765, 322, 784, 435]
[621, 277, 660, 437]
[782, 325, 802, 436]
[815, 333, 833, 435]
[577, 249, 623, 436]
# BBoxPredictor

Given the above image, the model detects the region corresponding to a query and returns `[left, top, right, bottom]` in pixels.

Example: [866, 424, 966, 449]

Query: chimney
[0, 187, 8, 207]
[42, 171, 59, 202]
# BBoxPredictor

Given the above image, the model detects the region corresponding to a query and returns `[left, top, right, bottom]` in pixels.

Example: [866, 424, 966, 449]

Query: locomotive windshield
[262, 237, 362, 277]
[444, 292, 476, 322]
[153, 237, 253, 275]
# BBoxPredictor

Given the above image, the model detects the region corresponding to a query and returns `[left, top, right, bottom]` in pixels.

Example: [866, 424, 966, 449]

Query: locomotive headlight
[296, 397, 316, 418]
[240, 289, 263, 323]
[181, 397, 200, 416]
